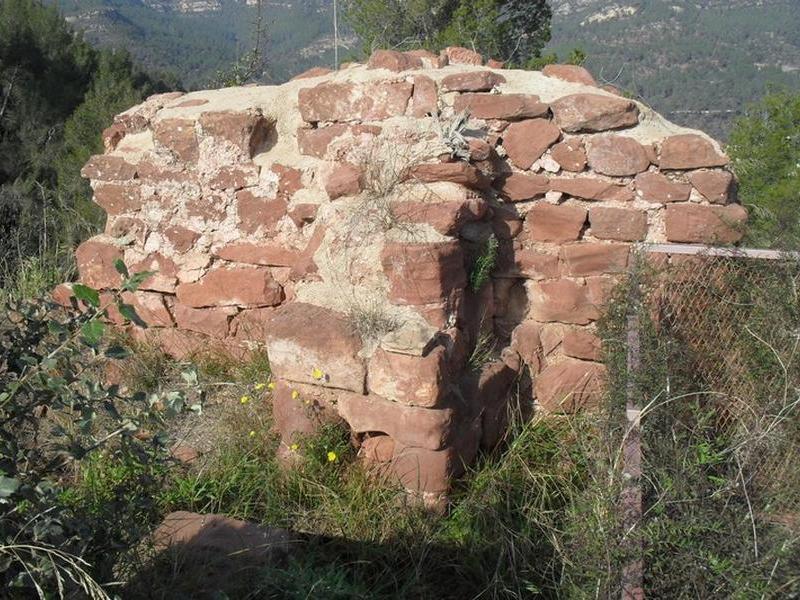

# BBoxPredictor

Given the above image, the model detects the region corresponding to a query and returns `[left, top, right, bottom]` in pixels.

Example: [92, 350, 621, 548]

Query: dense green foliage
[0, 264, 202, 596]
[728, 90, 800, 249]
[0, 0, 167, 294]
[343, 0, 551, 64]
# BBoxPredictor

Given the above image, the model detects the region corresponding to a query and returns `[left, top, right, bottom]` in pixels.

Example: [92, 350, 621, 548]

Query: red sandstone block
[529, 279, 601, 324]
[664, 203, 747, 244]
[81, 155, 137, 181]
[75, 238, 123, 290]
[526, 203, 587, 243]
[381, 241, 467, 306]
[634, 172, 691, 203]
[453, 93, 548, 120]
[298, 81, 413, 122]
[550, 93, 639, 133]
[551, 139, 587, 172]
[560, 242, 630, 276]
[660, 134, 729, 170]
[441, 71, 505, 93]
[368, 346, 450, 408]
[175, 266, 283, 308]
[198, 110, 271, 159]
[152, 118, 198, 162]
[503, 119, 562, 170]
[542, 64, 598, 87]
[586, 135, 650, 176]
[265, 303, 366, 393]
[588, 206, 648, 241]
[689, 170, 736, 204]
[535, 358, 607, 413]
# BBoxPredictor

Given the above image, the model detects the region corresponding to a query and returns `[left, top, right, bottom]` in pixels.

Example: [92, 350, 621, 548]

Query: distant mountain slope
[51, 0, 800, 137]
[52, 0, 341, 87]
[547, 0, 800, 138]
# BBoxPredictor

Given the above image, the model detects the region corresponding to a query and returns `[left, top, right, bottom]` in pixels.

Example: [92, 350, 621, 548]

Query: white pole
[333, 0, 339, 70]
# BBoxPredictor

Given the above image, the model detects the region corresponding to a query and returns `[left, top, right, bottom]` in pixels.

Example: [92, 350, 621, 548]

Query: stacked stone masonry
[68, 48, 745, 500]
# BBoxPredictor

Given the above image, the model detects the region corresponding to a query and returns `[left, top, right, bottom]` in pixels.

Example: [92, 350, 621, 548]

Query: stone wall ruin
[69, 47, 745, 500]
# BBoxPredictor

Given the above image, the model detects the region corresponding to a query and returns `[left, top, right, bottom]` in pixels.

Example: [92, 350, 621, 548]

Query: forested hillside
[52, 0, 342, 87]
[547, 0, 800, 138]
[0, 0, 167, 292]
[50, 0, 800, 138]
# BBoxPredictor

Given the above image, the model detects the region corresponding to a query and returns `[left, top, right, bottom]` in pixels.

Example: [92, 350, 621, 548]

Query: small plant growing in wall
[469, 234, 499, 292]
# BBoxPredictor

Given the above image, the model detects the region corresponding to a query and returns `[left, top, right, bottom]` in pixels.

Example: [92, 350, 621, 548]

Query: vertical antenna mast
[333, 0, 339, 70]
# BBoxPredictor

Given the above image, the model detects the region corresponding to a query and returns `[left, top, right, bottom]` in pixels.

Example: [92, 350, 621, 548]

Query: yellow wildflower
[254, 383, 266, 391]
[311, 367, 324, 380]
[267, 381, 276, 390]
[249, 430, 256, 437]
[327, 451, 338, 463]
[290, 443, 299, 452]
[240, 395, 251, 404]
[291, 390, 300, 400]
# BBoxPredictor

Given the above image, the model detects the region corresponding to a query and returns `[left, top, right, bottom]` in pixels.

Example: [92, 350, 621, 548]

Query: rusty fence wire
[617, 244, 800, 599]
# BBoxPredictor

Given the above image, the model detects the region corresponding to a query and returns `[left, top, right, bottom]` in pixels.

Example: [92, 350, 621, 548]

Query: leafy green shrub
[0, 262, 202, 597]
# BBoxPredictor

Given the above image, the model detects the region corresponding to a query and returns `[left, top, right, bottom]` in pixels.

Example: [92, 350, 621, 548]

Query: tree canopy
[728, 90, 800, 249]
[0, 0, 168, 288]
[343, 0, 551, 65]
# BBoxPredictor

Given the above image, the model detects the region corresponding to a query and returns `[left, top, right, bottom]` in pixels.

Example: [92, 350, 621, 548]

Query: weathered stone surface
[409, 162, 490, 190]
[236, 190, 287, 235]
[560, 242, 630, 276]
[689, 170, 736, 204]
[163, 225, 200, 253]
[208, 165, 260, 190]
[542, 64, 597, 86]
[491, 204, 523, 239]
[664, 203, 747, 244]
[660, 134, 729, 170]
[75, 239, 123, 289]
[297, 123, 381, 158]
[589, 206, 647, 241]
[153, 118, 198, 162]
[496, 248, 560, 280]
[152, 511, 292, 563]
[550, 177, 634, 202]
[130, 253, 179, 293]
[215, 242, 296, 267]
[359, 434, 395, 465]
[338, 392, 455, 450]
[229, 306, 275, 340]
[381, 241, 467, 305]
[298, 81, 413, 122]
[390, 437, 476, 493]
[265, 303, 365, 392]
[106, 216, 146, 242]
[441, 71, 506, 93]
[503, 119, 561, 170]
[176, 267, 283, 308]
[563, 328, 602, 361]
[409, 75, 439, 117]
[367, 49, 423, 72]
[551, 139, 587, 172]
[405, 49, 446, 69]
[93, 184, 141, 216]
[390, 195, 487, 235]
[174, 304, 236, 337]
[530, 279, 601, 324]
[526, 203, 587, 242]
[124, 291, 174, 328]
[325, 163, 363, 199]
[198, 111, 270, 158]
[379, 319, 439, 356]
[101, 123, 126, 152]
[81, 155, 137, 181]
[510, 321, 543, 372]
[586, 135, 650, 176]
[551, 93, 639, 132]
[497, 173, 550, 201]
[535, 359, 607, 412]
[442, 46, 483, 65]
[634, 172, 692, 203]
[291, 66, 333, 80]
[453, 93, 548, 120]
[368, 346, 449, 408]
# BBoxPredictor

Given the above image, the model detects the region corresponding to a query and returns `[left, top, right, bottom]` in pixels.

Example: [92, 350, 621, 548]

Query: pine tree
[343, 0, 551, 65]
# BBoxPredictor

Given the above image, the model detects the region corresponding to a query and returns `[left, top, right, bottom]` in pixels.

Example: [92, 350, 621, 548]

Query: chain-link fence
[612, 244, 800, 599]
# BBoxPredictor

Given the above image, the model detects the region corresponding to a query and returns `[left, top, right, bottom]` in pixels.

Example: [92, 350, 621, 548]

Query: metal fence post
[621, 262, 644, 600]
